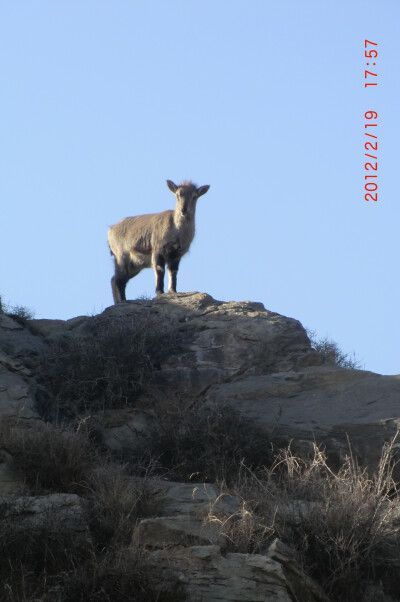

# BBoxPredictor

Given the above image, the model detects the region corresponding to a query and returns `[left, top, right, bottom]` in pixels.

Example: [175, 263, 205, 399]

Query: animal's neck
[174, 210, 195, 230]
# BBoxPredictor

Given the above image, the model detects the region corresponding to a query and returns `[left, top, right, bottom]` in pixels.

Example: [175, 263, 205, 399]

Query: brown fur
[108, 180, 210, 303]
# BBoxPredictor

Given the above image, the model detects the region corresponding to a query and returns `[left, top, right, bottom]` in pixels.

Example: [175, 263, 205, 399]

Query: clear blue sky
[1, 1, 399, 375]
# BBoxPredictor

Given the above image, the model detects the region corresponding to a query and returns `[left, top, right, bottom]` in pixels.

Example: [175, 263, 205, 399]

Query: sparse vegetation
[0, 294, 35, 322]
[0, 510, 183, 602]
[306, 328, 362, 369]
[3, 408, 400, 601]
[0, 419, 176, 601]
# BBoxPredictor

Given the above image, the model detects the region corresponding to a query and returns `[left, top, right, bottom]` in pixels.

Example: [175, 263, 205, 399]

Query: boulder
[147, 541, 329, 602]
[133, 515, 225, 548]
[0, 492, 90, 540]
[133, 479, 241, 549]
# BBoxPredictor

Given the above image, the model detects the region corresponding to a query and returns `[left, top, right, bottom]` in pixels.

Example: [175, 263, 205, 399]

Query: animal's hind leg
[111, 252, 143, 303]
[111, 273, 128, 304]
[111, 256, 134, 303]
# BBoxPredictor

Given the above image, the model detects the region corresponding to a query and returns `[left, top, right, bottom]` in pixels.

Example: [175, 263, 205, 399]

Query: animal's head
[166, 180, 210, 218]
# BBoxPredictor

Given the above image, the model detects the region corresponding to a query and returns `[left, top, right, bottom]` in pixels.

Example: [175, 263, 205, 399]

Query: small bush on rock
[1, 421, 97, 494]
[38, 314, 176, 419]
[145, 402, 272, 484]
[306, 328, 361, 369]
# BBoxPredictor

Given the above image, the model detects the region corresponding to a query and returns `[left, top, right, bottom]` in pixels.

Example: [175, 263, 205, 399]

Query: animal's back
[108, 210, 174, 259]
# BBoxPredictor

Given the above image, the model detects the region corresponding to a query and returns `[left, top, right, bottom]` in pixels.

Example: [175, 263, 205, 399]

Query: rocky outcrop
[2, 292, 400, 472]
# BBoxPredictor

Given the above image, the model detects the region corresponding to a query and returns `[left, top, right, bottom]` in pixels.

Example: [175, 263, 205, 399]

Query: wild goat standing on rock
[108, 179, 210, 303]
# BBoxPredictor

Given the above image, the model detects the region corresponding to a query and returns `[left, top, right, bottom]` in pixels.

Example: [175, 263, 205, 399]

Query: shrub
[0, 295, 35, 322]
[306, 328, 362, 369]
[87, 464, 157, 550]
[1, 421, 97, 494]
[144, 401, 272, 484]
[6, 303, 35, 321]
[38, 314, 176, 420]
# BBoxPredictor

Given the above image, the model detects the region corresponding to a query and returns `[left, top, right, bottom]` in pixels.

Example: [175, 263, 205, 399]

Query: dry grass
[205, 495, 274, 554]
[220, 436, 400, 601]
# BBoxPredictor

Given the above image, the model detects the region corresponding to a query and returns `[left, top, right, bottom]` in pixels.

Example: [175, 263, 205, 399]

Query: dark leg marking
[111, 274, 128, 303]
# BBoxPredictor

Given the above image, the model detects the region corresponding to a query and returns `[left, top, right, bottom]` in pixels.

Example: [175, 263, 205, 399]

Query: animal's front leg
[153, 253, 166, 295]
[167, 258, 180, 293]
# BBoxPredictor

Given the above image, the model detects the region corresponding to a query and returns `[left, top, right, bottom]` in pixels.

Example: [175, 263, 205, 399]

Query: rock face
[0, 491, 91, 551]
[0, 312, 43, 421]
[207, 364, 400, 471]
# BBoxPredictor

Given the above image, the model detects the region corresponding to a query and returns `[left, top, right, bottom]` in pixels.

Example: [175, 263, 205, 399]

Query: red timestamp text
[365, 40, 378, 87]
[364, 111, 377, 201]
[364, 40, 378, 202]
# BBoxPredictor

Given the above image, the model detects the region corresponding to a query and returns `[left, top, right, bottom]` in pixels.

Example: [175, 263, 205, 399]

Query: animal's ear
[197, 185, 210, 198]
[166, 180, 178, 193]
